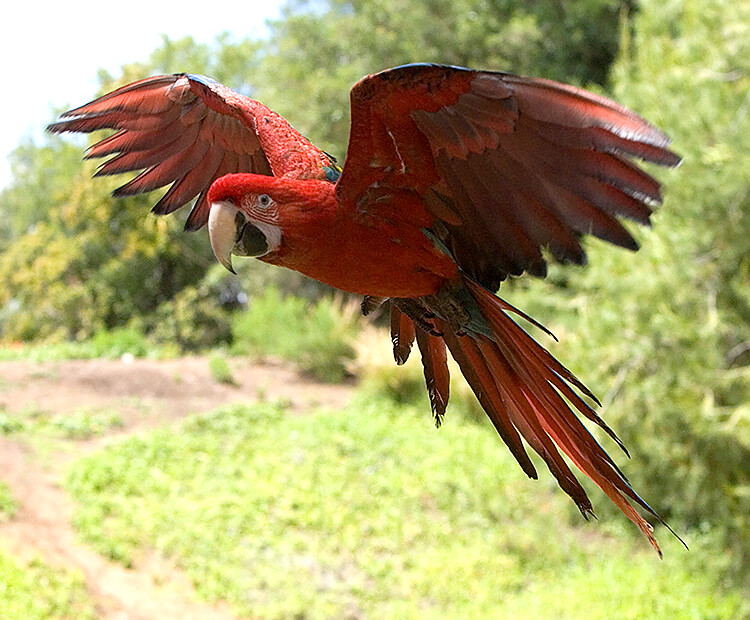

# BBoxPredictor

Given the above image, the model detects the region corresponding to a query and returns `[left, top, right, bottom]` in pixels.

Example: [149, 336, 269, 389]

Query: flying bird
[48, 63, 683, 554]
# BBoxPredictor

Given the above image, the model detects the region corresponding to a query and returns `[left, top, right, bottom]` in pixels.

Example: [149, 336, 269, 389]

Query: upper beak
[208, 200, 241, 274]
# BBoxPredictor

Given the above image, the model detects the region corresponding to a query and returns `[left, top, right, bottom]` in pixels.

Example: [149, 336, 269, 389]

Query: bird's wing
[48, 74, 334, 231]
[337, 64, 680, 290]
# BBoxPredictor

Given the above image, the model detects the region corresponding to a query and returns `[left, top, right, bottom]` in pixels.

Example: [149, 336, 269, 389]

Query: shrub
[149, 276, 233, 352]
[231, 288, 356, 382]
[89, 327, 151, 358]
[208, 354, 238, 386]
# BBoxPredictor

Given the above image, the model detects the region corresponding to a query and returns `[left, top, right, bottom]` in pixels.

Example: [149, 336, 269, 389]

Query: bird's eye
[257, 194, 272, 209]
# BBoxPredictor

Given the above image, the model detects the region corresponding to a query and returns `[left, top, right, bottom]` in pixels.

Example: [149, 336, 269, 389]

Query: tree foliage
[0, 35, 263, 343]
[0, 168, 211, 341]
[608, 0, 750, 580]
[256, 0, 633, 160]
[508, 0, 750, 583]
[0, 135, 83, 249]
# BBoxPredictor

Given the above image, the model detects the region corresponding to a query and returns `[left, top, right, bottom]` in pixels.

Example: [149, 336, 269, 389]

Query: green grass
[0, 410, 25, 434]
[0, 548, 95, 619]
[0, 481, 17, 522]
[48, 410, 124, 440]
[65, 396, 747, 619]
[231, 288, 356, 382]
[0, 326, 176, 361]
[0, 406, 123, 440]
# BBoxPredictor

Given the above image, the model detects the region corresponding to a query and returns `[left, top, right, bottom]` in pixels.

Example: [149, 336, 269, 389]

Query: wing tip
[184, 200, 209, 231]
[45, 121, 64, 134]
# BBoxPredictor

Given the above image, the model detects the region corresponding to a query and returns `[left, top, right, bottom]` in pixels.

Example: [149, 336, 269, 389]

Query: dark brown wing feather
[338, 64, 680, 289]
[390, 305, 416, 365]
[415, 328, 450, 425]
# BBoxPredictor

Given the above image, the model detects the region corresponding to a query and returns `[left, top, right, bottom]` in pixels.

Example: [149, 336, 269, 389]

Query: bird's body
[49, 63, 684, 553]
[210, 174, 458, 297]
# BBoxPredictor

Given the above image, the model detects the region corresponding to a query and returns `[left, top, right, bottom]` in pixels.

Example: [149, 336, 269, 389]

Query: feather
[390, 304, 416, 365]
[415, 328, 450, 425]
[95, 123, 201, 177]
[112, 138, 210, 196]
[84, 121, 184, 159]
[443, 329, 538, 479]
[151, 147, 225, 215]
[460, 276, 688, 553]
[341, 64, 679, 286]
[506, 75, 673, 148]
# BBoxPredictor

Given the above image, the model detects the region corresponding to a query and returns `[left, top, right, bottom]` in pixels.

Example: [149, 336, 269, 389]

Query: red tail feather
[444, 277, 684, 555]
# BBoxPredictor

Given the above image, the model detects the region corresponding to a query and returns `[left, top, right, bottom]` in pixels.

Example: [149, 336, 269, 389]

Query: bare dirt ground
[0, 356, 355, 619]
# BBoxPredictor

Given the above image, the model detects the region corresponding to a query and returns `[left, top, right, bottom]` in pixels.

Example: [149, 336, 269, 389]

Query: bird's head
[207, 173, 327, 273]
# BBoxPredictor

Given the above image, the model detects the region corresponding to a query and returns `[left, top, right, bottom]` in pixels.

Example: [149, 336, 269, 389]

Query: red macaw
[48, 64, 683, 554]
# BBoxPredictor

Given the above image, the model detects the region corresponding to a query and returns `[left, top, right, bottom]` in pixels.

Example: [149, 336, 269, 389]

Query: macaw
[48, 63, 683, 554]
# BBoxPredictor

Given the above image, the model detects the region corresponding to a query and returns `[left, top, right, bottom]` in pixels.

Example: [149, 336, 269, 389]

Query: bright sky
[0, 1, 282, 189]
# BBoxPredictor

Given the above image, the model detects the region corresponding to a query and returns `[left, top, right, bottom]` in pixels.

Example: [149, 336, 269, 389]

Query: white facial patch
[234, 194, 282, 255]
[251, 219, 282, 253]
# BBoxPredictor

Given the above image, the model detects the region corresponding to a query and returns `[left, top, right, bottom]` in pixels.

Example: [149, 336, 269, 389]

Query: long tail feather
[445, 277, 687, 554]
[447, 331, 595, 518]
[443, 329, 538, 479]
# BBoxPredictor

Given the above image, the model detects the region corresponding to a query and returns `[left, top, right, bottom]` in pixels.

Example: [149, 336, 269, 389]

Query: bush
[0, 481, 17, 521]
[0, 410, 25, 435]
[89, 327, 151, 358]
[149, 275, 233, 352]
[208, 354, 238, 386]
[49, 410, 124, 440]
[0, 550, 94, 619]
[231, 288, 357, 382]
[0, 166, 209, 343]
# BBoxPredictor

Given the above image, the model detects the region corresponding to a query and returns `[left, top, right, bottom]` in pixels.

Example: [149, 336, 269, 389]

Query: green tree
[0, 166, 213, 341]
[0, 35, 263, 343]
[508, 0, 750, 584]
[96, 34, 263, 97]
[0, 135, 83, 249]
[256, 0, 634, 160]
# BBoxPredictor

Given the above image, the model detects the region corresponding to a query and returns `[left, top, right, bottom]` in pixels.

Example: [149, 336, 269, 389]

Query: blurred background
[0, 0, 748, 618]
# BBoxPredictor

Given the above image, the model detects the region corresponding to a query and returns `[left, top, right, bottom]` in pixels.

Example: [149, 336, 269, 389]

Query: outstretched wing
[337, 64, 680, 290]
[48, 74, 334, 231]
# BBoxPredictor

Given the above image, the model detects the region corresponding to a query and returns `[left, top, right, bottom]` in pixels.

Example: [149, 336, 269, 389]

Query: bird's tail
[436, 277, 683, 555]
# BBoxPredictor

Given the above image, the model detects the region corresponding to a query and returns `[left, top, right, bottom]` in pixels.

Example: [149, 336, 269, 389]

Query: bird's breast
[268, 215, 458, 298]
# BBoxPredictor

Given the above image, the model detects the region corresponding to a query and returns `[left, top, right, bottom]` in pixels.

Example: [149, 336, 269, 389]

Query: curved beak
[208, 200, 241, 274]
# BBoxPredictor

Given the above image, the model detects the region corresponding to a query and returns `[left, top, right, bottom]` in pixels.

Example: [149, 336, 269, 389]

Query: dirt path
[0, 356, 355, 619]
